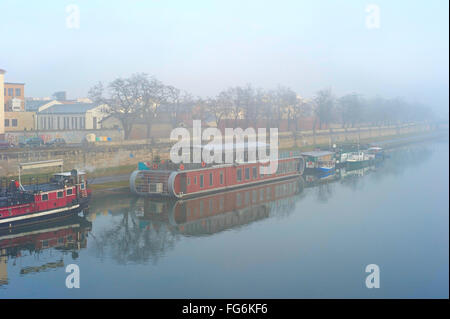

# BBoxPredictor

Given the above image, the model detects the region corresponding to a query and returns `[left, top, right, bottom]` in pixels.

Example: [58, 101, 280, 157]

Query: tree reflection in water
[91, 211, 179, 265]
[88, 142, 441, 265]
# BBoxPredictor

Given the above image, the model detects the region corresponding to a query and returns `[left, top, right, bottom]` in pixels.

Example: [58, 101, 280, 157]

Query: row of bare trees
[89, 73, 435, 140]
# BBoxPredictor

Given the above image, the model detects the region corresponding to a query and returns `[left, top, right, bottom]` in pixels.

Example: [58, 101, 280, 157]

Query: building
[0, 69, 5, 137]
[53, 91, 67, 101]
[3, 111, 35, 131]
[36, 103, 108, 130]
[4, 82, 25, 111]
[25, 99, 60, 112]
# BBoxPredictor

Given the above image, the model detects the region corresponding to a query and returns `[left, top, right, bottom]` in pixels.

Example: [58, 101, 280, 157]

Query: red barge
[130, 144, 305, 198]
[0, 160, 91, 229]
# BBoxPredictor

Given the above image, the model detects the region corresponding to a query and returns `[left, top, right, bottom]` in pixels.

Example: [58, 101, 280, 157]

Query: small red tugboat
[0, 160, 91, 229]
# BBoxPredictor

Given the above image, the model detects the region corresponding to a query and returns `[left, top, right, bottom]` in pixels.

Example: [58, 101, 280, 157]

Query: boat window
[253, 167, 257, 179]
[245, 168, 250, 180]
[42, 194, 48, 201]
[220, 172, 224, 184]
[209, 173, 213, 186]
[237, 168, 242, 182]
[57, 191, 63, 198]
[67, 188, 73, 195]
[200, 175, 204, 188]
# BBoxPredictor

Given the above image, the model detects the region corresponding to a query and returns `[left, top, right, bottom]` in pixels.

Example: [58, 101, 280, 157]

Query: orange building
[4, 82, 25, 111]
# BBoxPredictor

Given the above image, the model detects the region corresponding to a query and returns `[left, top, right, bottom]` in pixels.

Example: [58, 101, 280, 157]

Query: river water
[1, 138, 448, 298]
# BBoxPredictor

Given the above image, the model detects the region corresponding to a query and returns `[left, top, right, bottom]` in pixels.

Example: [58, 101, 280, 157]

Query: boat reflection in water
[303, 171, 340, 188]
[0, 215, 91, 286]
[138, 177, 305, 236]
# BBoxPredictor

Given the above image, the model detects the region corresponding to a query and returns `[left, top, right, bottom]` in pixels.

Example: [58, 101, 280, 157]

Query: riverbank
[88, 129, 448, 195]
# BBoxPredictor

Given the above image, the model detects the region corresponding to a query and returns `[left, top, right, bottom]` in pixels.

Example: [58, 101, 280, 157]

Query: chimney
[0, 69, 5, 137]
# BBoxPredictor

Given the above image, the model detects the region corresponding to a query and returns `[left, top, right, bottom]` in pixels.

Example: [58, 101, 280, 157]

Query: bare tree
[165, 87, 194, 127]
[313, 88, 335, 130]
[88, 75, 148, 140]
[338, 93, 363, 128]
[206, 96, 230, 129]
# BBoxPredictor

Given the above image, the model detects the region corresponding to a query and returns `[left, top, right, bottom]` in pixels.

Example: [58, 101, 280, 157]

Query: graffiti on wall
[4, 129, 123, 145]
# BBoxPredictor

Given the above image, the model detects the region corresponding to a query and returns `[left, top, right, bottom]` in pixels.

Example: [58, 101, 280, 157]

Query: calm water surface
[1, 139, 448, 298]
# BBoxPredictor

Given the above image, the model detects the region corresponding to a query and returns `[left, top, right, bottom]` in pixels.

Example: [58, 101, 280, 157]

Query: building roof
[4, 82, 25, 85]
[26, 100, 53, 111]
[38, 103, 100, 114]
[301, 151, 334, 157]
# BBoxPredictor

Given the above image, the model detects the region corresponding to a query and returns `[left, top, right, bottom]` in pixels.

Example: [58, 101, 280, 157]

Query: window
[245, 167, 250, 180]
[15, 88, 21, 96]
[209, 172, 213, 186]
[42, 194, 49, 201]
[81, 183, 85, 190]
[194, 176, 197, 184]
[12, 119, 17, 127]
[8, 88, 13, 96]
[200, 175, 204, 188]
[237, 168, 242, 182]
[187, 177, 190, 185]
[253, 167, 257, 179]
[220, 171, 224, 184]
[57, 191, 63, 198]
[4, 119, 9, 127]
[67, 188, 73, 195]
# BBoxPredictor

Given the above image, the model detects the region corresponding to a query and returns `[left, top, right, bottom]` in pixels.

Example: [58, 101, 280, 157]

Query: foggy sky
[0, 0, 448, 117]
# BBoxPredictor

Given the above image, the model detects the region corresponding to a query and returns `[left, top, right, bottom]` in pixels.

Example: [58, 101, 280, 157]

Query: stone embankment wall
[0, 123, 441, 176]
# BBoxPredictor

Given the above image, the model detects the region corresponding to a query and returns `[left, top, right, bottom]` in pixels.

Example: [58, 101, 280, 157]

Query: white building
[36, 103, 108, 130]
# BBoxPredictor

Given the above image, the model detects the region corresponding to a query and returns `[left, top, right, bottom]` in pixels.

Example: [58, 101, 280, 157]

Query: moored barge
[130, 145, 305, 198]
[301, 151, 336, 174]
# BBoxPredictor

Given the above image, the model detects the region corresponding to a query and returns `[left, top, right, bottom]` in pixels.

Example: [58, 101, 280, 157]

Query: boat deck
[22, 183, 63, 193]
